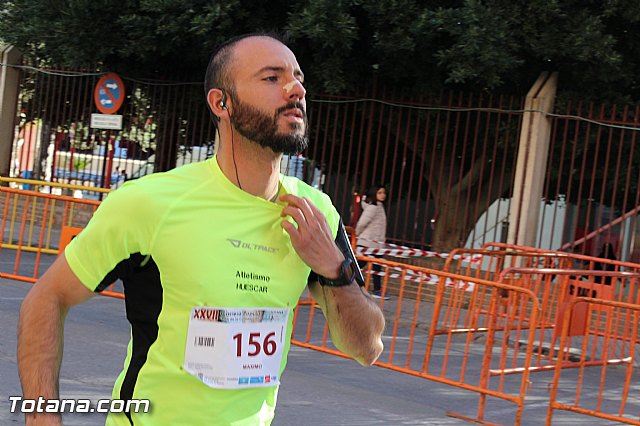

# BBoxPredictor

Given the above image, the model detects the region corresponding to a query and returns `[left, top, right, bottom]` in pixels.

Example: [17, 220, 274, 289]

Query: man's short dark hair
[204, 31, 289, 124]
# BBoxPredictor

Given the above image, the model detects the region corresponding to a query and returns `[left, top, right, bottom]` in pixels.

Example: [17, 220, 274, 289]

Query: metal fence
[6, 63, 640, 258]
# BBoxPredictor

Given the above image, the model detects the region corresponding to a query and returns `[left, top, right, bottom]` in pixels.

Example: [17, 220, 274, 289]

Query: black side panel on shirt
[307, 219, 365, 286]
[96, 253, 163, 425]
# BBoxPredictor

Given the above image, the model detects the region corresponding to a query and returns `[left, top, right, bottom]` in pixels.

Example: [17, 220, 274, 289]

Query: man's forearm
[313, 282, 385, 366]
[18, 289, 67, 424]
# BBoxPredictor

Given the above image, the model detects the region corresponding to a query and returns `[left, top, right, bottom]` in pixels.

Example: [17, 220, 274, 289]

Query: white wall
[465, 197, 568, 250]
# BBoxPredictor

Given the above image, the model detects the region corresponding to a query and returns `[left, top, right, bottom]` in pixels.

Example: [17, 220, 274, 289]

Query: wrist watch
[318, 258, 357, 287]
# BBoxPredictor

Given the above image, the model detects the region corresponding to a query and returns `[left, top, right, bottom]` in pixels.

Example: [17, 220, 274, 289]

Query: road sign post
[93, 73, 125, 190]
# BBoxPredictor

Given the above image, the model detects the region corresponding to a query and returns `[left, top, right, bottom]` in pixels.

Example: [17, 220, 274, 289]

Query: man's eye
[263, 76, 278, 82]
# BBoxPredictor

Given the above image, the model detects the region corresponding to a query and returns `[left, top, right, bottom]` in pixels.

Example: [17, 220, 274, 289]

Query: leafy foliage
[2, 0, 640, 98]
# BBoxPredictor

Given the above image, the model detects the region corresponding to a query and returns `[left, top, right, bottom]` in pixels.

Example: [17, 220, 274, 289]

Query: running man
[17, 33, 385, 425]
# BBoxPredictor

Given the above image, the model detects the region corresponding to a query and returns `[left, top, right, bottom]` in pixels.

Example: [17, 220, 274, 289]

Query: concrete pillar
[507, 72, 558, 248]
[0, 45, 22, 179]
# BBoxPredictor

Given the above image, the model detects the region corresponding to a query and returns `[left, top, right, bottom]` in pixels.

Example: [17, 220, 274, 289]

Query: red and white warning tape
[355, 239, 481, 263]
[360, 266, 475, 292]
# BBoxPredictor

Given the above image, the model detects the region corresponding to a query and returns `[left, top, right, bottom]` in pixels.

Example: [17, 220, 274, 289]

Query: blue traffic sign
[94, 73, 125, 114]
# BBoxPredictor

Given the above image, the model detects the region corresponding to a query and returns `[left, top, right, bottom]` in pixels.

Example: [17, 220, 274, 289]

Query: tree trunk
[431, 193, 477, 252]
[430, 158, 510, 252]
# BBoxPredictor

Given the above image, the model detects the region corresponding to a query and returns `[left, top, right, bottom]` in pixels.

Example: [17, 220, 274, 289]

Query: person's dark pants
[357, 254, 382, 293]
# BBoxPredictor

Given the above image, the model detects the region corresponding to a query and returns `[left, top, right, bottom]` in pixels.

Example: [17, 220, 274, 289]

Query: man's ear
[207, 88, 228, 119]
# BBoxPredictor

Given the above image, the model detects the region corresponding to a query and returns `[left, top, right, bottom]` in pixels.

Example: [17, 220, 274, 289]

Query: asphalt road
[0, 277, 630, 425]
[1, 278, 471, 425]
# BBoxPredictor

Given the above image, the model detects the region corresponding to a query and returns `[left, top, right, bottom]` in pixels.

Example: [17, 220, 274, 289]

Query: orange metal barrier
[445, 245, 640, 331]
[0, 185, 123, 299]
[292, 256, 541, 425]
[546, 297, 640, 425]
[442, 243, 640, 373]
[438, 249, 571, 340]
[493, 268, 640, 376]
[7, 184, 638, 424]
[482, 242, 640, 275]
[0, 186, 98, 279]
[443, 247, 576, 282]
[480, 244, 640, 331]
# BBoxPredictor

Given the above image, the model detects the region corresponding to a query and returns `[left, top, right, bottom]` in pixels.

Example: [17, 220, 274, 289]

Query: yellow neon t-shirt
[65, 156, 339, 425]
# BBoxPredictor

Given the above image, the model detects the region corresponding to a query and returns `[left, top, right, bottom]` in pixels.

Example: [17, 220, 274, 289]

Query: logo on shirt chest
[227, 239, 279, 254]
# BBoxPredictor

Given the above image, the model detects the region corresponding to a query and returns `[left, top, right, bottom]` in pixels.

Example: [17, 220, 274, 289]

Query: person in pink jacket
[356, 184, 388, 298]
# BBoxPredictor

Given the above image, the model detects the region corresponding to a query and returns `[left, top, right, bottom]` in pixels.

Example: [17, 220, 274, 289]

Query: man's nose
[284, 79, 306, 101]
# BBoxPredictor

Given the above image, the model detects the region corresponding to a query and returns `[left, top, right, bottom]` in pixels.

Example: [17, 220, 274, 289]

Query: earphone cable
[227, 107, 242, 191]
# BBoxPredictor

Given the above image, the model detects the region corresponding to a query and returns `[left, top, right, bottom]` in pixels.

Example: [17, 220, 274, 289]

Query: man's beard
[230, 97, 308, 155]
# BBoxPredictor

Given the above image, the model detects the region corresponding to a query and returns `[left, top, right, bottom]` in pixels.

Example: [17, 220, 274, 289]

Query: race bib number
[183, 307, 289, 389]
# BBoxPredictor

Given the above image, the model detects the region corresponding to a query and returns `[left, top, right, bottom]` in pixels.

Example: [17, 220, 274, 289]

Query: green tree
[3, 0, 640, 249]
[3, 0, 640, 97]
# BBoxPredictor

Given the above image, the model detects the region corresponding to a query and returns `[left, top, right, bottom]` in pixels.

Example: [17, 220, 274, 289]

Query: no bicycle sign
[94, 73, 125, 114]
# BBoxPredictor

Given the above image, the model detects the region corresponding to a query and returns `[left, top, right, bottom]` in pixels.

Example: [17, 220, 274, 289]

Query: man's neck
[217, 136, 282, 201]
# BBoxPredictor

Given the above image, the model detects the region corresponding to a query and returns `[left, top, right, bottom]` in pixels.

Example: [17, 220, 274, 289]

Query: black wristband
[318, 258, 357, 287]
